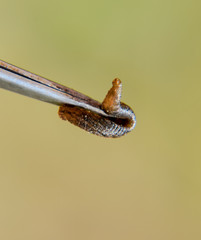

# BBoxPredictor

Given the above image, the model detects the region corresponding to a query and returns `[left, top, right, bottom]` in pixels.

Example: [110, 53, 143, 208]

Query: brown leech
[58, 78, 136, 138]
[0, 60, 136, 138]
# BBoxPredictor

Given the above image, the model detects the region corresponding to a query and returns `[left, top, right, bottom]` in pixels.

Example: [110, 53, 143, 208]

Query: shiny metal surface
[0, 60, 109, 117]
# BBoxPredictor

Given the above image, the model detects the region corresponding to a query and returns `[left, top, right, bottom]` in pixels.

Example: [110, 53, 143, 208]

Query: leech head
[101, 78, 135, 122]
[58, 78, 136, 138]
[101, 78, 122, 115]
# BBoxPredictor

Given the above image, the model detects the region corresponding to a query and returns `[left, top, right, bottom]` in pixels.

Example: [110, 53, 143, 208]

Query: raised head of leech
[58, 78, 136, 138]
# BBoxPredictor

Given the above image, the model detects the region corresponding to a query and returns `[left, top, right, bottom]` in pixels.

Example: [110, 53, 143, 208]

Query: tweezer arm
[0, 60, 108, 116]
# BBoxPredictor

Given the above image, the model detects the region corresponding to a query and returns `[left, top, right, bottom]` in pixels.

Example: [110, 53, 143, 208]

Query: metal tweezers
[0, 59, 108, 117]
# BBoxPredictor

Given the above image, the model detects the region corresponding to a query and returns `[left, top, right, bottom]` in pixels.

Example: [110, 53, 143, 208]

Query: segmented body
[58, 102, 136, 138]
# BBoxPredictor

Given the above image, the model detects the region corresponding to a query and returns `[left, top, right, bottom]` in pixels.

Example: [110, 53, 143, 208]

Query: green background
[0, 0, 200, 239]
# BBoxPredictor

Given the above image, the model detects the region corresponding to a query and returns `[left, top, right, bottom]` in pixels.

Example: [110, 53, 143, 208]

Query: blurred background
[0, 0, 200, 239]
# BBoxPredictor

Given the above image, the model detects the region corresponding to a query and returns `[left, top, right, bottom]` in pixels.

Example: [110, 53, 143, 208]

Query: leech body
[58, 79, 136, 137]
[0, 60, 136, 137]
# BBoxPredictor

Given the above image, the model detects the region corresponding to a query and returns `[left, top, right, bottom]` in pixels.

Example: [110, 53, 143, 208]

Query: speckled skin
[58, 79, 136, 138]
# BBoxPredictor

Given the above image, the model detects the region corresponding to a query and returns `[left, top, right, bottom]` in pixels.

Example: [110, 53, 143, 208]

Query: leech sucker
[58, 78, 136, 138]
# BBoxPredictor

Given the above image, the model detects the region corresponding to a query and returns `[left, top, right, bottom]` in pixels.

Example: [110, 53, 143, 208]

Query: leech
[0, 60, 136, 137]
[58, 78, 136, 137]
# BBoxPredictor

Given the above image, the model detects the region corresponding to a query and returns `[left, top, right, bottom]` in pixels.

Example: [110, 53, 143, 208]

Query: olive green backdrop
[0, 0, 200, 239]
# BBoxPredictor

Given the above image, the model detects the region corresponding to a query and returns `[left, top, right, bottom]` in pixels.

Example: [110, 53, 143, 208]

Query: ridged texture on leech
[58, 104, 134, 138]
